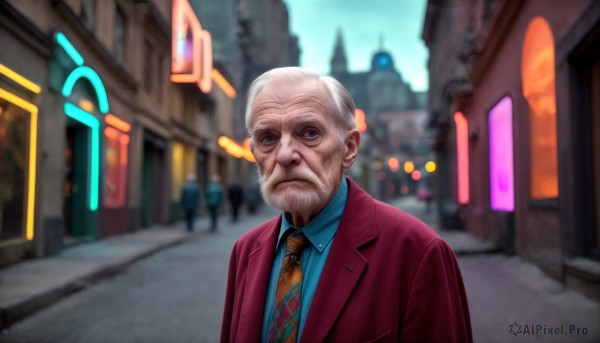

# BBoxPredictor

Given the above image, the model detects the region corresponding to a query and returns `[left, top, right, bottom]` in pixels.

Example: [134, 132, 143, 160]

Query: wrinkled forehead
[250, 78, 334, 126]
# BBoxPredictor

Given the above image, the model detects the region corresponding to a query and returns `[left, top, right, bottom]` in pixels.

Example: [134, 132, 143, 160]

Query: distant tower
[330, 28, 348, 75]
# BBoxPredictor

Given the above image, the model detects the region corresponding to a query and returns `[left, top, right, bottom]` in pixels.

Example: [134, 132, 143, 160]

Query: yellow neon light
[0, 89, 38, 240]
[404, 161, 415, 174]
[218, 136, 255, 162]
[105, 114, 131, 132]
[0, 63, 42, 94]
[78, 99, 95, 113]
[211, 69, 236, 98]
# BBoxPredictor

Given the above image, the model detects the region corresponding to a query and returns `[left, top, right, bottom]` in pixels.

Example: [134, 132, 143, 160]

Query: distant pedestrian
[180, 173, 200, 232]
[246, 182, 262, 214]
[205, 174, 224, 232]
[416, 180, 434, 213]
[227, 180, 244, 222]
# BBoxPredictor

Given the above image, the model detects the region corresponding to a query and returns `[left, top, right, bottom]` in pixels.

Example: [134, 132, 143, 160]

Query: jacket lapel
[301, 179, 378, 342]
[236, 216, 281, 342]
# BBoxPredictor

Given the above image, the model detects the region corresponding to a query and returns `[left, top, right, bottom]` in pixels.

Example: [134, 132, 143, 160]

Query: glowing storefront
[0, 64, 40, 244]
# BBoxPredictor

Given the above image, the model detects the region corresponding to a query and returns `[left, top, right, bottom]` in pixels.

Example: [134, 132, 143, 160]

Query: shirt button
[319, 244, 323, 248]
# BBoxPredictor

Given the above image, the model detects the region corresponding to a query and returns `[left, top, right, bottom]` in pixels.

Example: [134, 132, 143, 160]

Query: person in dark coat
[180, 173, 200, 232]
[227, 180, 244, 222]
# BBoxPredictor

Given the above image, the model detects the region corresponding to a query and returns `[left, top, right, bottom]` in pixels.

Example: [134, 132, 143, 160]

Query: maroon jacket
[221, 179, 472, 342]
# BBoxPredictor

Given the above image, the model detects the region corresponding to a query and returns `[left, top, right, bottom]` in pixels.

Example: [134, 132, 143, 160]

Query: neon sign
[0, 85, 39, 240]
[355, 108, 367, 132]
[454, 112, 469, 205]
[56, 32, 110, 211]
[489, 97, 514, 211]
[171, 0, 213, 93]
[218, 136, 255, 162]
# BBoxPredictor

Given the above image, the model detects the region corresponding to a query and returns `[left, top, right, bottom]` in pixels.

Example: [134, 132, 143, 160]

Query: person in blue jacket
[205, 174, 224, 232]
[180, 173, 200, 232]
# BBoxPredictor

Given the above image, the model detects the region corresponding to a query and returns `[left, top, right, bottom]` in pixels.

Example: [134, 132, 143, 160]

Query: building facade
[0, 0, 277, 268]
[423, 0, 600, 300]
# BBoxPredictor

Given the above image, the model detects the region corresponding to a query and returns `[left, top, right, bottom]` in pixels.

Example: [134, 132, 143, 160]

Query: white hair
[244, 67, 356, 139]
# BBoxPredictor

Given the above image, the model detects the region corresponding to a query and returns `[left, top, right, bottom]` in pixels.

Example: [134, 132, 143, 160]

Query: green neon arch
[64, 102, 100, 211]
[62, 66, 110, 114]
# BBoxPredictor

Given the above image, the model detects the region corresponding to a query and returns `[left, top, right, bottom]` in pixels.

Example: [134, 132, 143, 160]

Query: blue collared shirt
[261, 178, 349, 342]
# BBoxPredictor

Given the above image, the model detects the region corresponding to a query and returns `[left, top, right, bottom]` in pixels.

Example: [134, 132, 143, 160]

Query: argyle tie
[267, 232, 308, 343]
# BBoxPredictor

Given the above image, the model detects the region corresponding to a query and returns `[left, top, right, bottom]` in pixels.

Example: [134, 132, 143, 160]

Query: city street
[1, 198, 599, 342]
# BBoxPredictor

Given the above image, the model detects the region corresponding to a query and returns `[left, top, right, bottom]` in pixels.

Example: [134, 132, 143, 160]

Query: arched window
[522, 17, 559, 199]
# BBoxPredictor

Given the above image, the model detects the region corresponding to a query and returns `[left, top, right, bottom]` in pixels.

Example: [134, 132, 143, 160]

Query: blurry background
[0, 0, 599, 342]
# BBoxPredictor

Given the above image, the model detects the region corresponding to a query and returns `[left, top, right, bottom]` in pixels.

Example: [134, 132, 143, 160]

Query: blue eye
[261, 135, 275, 144]
[304, 129, 319, 138]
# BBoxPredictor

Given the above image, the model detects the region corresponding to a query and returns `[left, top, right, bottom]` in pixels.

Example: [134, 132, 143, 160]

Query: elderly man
[221, 67, 472, 343]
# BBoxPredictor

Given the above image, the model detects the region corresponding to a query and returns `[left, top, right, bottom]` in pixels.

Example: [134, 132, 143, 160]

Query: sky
[282, 0, 429, 91]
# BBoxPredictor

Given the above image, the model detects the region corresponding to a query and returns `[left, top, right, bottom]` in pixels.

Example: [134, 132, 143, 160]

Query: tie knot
[286, 234, 307, 256]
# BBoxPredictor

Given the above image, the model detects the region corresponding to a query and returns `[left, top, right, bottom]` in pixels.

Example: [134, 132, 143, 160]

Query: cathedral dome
[371, 51, 395, 71]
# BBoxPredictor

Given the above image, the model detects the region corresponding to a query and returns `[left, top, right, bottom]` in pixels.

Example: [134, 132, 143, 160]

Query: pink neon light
[489, 96, 514, 211]
[454, 112, 469, 204]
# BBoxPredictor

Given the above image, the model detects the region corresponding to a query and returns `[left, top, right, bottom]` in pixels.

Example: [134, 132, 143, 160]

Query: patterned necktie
[267, 232, 308, 343]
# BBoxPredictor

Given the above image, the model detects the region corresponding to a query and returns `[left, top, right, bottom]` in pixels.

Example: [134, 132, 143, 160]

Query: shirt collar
[278, 178, 349, 253]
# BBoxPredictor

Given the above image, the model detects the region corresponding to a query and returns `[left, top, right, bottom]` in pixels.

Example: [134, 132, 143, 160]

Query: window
[104, 127, 128, 207]
[0, 99, 29, 240]
[454, 111, 469, 204]
[488, 96, 515, 212]
[143, 39, 154, 95]
[522, 17, 558, 199]
[114, 6, 127, 64]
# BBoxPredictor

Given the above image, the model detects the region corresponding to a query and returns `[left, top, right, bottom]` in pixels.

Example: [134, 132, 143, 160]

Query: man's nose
[275, 135, 300, 166]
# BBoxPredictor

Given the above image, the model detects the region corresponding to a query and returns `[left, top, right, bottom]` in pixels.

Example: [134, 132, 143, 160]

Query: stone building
[423, 0, 600, 300]
[0, 0, 240, 267]
[329, 30, 431, 198]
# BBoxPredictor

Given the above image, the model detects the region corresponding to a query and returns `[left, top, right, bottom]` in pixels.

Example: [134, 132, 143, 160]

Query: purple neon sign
[489, 96, 514, 211]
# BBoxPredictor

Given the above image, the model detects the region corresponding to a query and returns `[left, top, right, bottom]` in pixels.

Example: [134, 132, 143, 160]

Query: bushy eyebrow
[289, 115, 327, 129]
[252, 114, 327, 134]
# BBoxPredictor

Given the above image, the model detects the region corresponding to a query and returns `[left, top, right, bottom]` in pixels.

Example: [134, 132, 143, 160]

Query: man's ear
[342, 129, 361, 169]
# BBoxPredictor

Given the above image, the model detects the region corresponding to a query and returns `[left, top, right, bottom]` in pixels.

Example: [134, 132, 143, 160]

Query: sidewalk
[0, 214, 218, 330]
[387, 196, 498, 255]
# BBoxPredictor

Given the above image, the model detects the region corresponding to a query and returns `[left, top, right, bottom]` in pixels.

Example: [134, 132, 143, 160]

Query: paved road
[0, 206, 279, 343]
[390, 196, 600, 343]
[2, 196, 599, 343]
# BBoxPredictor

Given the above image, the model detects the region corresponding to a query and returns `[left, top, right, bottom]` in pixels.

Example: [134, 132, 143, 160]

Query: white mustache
[262, 166, 320, 190]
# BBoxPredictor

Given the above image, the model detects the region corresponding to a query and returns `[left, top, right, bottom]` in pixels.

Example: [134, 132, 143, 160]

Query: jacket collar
[301, 177, 378, 342]
[236, 177, 377, 343]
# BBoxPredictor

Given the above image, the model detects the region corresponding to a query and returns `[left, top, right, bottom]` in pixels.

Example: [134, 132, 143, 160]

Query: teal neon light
[62, 66, 110, 114]
[64, 102, 100, 211]
[56, 32, 85, 67]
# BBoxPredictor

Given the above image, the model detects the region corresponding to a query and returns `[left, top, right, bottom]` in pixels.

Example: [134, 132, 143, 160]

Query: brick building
[423, 0, 600, 300]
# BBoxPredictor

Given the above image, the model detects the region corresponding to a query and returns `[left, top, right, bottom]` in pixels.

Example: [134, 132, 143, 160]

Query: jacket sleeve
[400, 239, 473, 343]
[220, 241, 239, 343]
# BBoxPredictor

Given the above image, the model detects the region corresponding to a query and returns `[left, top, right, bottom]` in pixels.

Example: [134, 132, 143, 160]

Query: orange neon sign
[355, 108, 367, 132]
[218, 136, 255, 162]
[171, 0, 213, 93]
[105, 114, 131, 132]
[212, 69, 237, 98]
